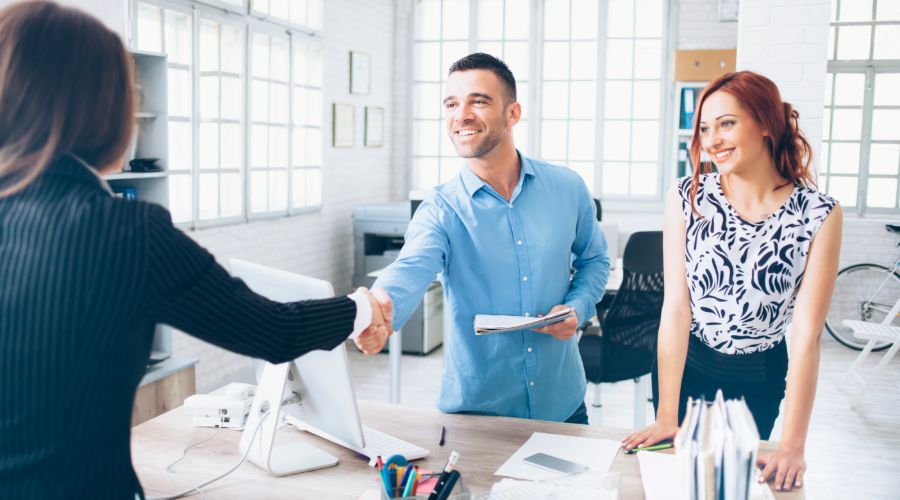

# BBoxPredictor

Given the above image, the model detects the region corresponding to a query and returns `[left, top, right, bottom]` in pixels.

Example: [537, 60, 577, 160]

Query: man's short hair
[448, 52, 517, 105]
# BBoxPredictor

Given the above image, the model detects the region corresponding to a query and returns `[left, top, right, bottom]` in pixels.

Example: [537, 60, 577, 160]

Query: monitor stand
[238, 361, 338, 476]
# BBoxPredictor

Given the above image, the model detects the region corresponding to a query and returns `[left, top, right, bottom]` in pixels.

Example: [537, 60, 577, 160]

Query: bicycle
[824, 223, 900, 351]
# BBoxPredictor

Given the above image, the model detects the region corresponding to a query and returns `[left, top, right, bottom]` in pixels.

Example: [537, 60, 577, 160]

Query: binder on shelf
[680, 87, 697, 130]
[678, 142, 690, 178]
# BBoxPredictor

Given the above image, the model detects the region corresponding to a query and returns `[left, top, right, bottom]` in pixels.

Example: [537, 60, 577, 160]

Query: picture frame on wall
[332, 103, 354, 147]
[364, 106, 384, 148]
[349, 51, 371, 95]
[718, 0, 739, 21]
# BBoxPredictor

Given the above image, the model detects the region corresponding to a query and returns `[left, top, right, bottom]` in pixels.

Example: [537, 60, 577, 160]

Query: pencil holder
[376, 476, 471, 499]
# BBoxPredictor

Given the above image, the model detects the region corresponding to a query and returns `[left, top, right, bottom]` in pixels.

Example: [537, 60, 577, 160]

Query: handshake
[354, 287, 395, 355]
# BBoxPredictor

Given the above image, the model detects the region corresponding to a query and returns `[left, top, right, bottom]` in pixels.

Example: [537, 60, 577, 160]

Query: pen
[439, 425, 446, 447]
[398, 465, 412, 492]
[624, 441, 674, 454]
[377, 456, 393, 498]
[389, 466, 398, 495]
[401, 466, 418, 497]
[435, 470, 460, 500]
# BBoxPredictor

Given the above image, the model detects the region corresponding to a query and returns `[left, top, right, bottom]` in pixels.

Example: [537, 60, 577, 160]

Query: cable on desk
[165, 427, 222, 473]
[145, 410, 270, 500]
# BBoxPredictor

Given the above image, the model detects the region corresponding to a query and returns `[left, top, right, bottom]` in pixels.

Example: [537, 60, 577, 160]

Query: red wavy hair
[688, 71, 815, 215]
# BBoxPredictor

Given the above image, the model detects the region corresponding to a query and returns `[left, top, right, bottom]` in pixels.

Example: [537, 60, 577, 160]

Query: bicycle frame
[859, 246, 900, 320]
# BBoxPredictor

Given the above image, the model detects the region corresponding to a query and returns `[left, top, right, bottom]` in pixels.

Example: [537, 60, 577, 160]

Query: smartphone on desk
[523, 453, 589, 475]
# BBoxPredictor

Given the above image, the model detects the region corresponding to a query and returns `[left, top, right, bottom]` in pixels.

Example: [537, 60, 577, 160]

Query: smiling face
[698, 90, 770, 175]
[443, 69, 520, 159]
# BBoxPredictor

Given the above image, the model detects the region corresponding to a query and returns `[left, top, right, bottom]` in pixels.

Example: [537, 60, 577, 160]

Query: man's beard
[454, 127, 504, 159]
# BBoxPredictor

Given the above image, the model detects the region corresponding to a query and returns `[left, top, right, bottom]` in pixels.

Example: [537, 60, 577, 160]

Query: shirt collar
[43, 155, 114, 196]
[460, 150, 535, 199]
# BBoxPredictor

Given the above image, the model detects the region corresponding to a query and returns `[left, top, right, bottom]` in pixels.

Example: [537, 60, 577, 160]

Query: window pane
[603, 121, 630, 160]
[268, 169, 288, 211]
[270, 83, 289, 124]
[252, 80, 269, 122]
[630, 162, 657, 196]
[634, 0, 663, 38]
[252, 34, 269, 78]
[869, 143, 900, 175]
[544, 0, 570, 40]
[570, 42, 596, 80]
[871, 110, 900, 141]
[291, 169, 308, 207]
[440, 122, 455, 156]
[168, 121, 192, 171]
[415, 158, 440, 190]
[269, 126, 288, 167]
[308, 45, 323, 86]
[221, 25, 243, 74]
[819, 145, 829, 174]
[571, 0, 598, 39]
[478, 41, 503, 58]
[164, 11, 191, 65]
[251, 125, 268, 167]
[416, 0, 441, 40]
[222, 77, 242, 120]
[478, 0, 503, 39]
[822, 110, 831, 140]
[823, 73, 833, 105]
[602, 162, 629, 195]
[630, 121, 658, 161]
[293, 43, 309, 84]
[542, 81, 569, 119]
[306, 129, 321, 165]
[168, 68, 192, 118]
[441, 42, 469, 77]
[633, 39, 661, 79]
[251, 171, 267, 212]
[504, 41, 530, 78]
[569, 81, 595, 120]
[632, 81, 660, 119]
[513, 120, 528, 152]
[442, 0, 469, 40]
[541, 120, 568, 160]
[505, 0, 530, 39]
[168, 173, 193, 223]
[416, 83, 441, 119]
[604, 81, 632, 119]
[606, 40, 633, 79]
[543, 42, 570, 80]
[839, 0, 873, 21]
[200, 76, 219, 119]
[833, 73, 865, 106]
[137, 4, 162, 53]
[830, 109, 862, 140]
[416, 42, 442, 81]
[199, 173, 219, 220]
[200, 22, 219, 72]
[866, 177, 897, 208]
[874, 26, 900, 59]
[874, 74, 900, 106]
[220, 173, 242, 218]
[199, 122, 219, 170]
[518, 82, 529, 119]
[221, 123, 242, 170]
[828, 176, 858, 206]
[836, 26, 871, 60]
[414, 120, 440, 155]
[607, 0, 634, 38]
[271, 38, 289, 82]
[568, 121, 595, 161]
[877, 0, 900, 20]
[829, 142, 860, 174]
[306, 89, 322, 126]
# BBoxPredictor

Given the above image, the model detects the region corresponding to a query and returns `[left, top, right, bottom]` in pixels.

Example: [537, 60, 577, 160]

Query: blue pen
[398, 465, 413, 494]
[389, 467, 398, 496]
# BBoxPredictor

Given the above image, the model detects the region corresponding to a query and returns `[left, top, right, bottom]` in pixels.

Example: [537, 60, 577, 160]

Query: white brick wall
[174, 0, 399, 391]
[677, 0, 739, 49]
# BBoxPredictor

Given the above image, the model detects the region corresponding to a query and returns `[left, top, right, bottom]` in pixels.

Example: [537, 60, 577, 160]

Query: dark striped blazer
[0, 156, 357, 499]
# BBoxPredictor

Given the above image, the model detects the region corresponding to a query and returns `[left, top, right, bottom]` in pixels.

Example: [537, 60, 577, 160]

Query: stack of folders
[474, 307, 575, 335]
[674, 390, 759, 500]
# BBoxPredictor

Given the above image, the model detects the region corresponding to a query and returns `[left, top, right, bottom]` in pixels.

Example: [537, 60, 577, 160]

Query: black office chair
[578, 231, 664, 425]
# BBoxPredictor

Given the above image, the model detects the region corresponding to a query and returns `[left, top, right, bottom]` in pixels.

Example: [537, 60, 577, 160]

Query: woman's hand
[621, 419, 680, 451]
[757, 446, 806, 491]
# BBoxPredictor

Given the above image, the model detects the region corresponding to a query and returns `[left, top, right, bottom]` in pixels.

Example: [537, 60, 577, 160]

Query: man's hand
[354, 287, 389, 355]
[370, 288, 394, 337]
[533, 304, 579, 341]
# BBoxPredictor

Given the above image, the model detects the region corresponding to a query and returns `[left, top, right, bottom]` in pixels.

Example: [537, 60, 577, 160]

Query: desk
[132, 400, 803, 499]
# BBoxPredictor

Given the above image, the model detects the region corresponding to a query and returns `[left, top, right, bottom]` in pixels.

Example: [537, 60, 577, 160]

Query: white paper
[475, 307, 575, 334]
[494, 432, 620, 481]
[639, 451, 774, 500]
[489, 471, 619, 500]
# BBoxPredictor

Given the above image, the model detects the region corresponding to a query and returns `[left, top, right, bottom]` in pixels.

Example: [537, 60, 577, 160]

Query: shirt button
[516, 240, 523, 245]
[527, 347, 533, 353]
[529, 381, 535, 387]
[522, 276, 528, 282]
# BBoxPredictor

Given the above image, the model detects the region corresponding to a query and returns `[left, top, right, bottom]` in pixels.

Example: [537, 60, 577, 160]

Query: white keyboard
[361, 425, 430, 464]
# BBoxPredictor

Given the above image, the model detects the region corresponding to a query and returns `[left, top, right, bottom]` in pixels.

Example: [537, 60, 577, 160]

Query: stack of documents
[672, 390, 763, 500]
[474, 307, 575, 335]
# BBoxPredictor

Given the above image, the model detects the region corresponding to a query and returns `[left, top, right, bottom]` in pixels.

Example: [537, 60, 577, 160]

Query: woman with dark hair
[622, 71, 842, 492]
[0, 2, 390, 498]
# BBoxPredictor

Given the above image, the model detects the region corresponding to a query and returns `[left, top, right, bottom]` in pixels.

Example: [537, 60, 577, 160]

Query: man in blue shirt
[373, 53, 610, 423]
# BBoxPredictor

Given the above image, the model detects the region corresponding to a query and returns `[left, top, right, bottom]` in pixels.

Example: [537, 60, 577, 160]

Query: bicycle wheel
[825, 263, 900, 351]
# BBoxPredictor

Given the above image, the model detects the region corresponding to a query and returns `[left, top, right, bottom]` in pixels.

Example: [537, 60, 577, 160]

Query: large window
[823, 0, 900, 213]
[410, 0, 667, 199]
[136, 0, 324, 227]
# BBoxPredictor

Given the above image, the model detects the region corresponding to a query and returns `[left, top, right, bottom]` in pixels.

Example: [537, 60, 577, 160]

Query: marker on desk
[401, 465, 418, 497]
[624, 441, 673, 454]
[427, 451, 460, 500]
[439, 425, 446, 447]
[398, 465, 413, 493]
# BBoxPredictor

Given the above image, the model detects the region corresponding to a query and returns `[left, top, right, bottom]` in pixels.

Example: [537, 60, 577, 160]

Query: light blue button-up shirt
[374, 153, 610, 421]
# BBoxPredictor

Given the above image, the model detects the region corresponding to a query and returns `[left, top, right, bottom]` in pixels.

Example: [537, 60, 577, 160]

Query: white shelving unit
[673, 81, 710, 179]
[106, 50, 172, 363]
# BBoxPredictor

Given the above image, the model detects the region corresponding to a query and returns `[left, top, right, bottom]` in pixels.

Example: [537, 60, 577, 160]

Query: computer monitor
[228, 258, 368, 476]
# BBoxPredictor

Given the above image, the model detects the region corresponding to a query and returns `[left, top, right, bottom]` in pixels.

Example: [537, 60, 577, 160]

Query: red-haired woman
[622, 71, 842, 492]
